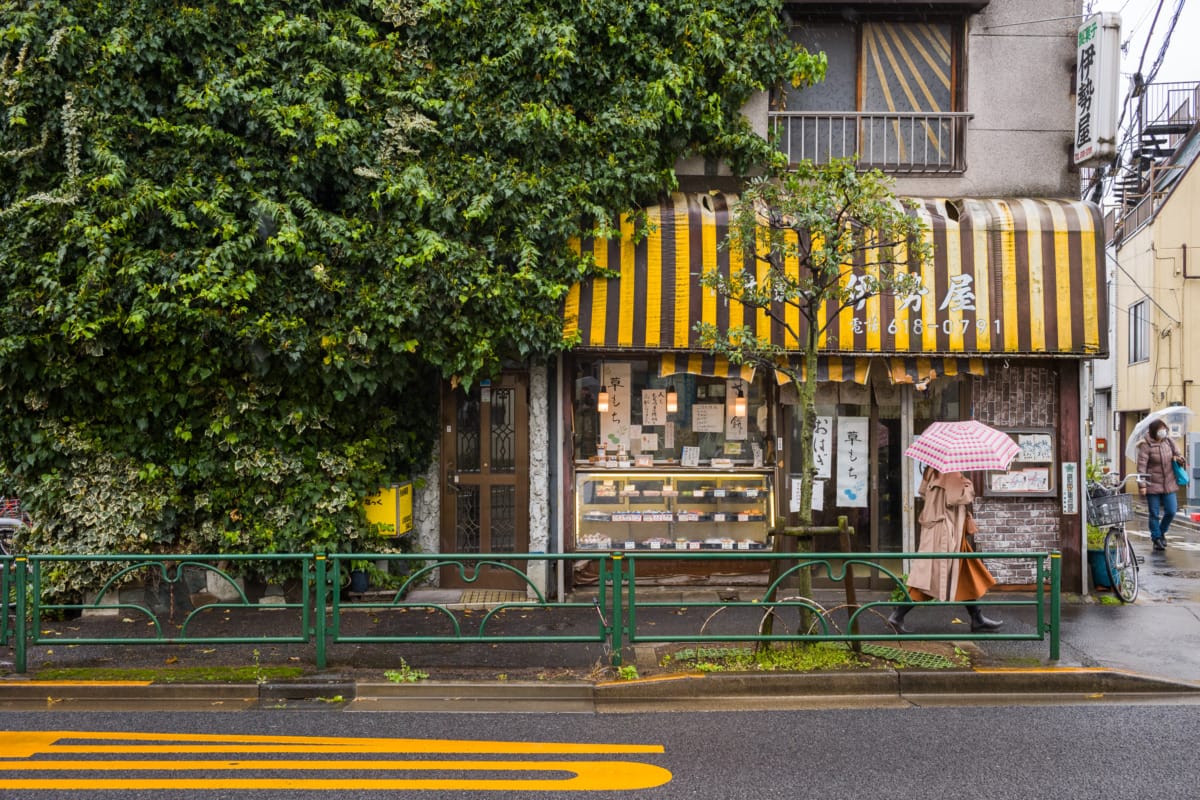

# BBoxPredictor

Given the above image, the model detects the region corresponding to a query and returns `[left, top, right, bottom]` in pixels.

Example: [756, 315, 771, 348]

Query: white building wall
[414, 440, 442, 586]
[527, 364, 551, 597]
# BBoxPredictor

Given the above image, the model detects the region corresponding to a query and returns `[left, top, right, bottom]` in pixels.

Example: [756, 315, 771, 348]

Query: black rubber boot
[886, 604, 913, 634]
[966, 605, 1003, 632]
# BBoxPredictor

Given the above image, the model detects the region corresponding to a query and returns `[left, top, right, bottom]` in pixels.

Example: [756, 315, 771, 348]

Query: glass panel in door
[440, 374, 529, 589]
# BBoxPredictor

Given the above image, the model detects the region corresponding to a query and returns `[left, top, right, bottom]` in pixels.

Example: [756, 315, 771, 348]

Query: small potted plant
[1086, 524, 1113, 590]
[347, 560, 371, 594]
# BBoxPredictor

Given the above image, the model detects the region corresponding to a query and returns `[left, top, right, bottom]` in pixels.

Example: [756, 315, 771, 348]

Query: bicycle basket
[1088, 493, 1133, 526]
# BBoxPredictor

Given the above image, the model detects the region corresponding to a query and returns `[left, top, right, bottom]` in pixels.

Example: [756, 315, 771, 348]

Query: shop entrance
[784, 370, 966, 589]
[439, 372, 530, 590]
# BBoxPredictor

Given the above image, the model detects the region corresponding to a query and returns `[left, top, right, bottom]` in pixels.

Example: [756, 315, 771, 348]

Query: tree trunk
[761, 328, 821, 642]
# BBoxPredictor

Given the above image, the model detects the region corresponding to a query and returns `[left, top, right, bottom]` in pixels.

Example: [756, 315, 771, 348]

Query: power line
[1141, 0, 1186, 85]
[1105, 244, 1181, 324]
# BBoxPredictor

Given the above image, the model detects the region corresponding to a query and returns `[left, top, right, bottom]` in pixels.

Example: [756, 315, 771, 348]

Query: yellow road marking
[0, 761, 672, 791]
[0, 731, 673, 792]
[1, 730, 662, 755]
[4, 773, 673, 791]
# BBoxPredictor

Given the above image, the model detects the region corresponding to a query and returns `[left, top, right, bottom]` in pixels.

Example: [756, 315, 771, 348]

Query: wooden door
[439, 373, 529, 590]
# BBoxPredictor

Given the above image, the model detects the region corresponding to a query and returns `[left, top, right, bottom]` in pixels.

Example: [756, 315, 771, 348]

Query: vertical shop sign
[725, 378, 747, 441]
[836, 416, 869, 508]
[1062, 462, 1078, 515]
[600, 362, 632, 450]
[813, 416, 833, 479]
[1073, 13, 1121, 166]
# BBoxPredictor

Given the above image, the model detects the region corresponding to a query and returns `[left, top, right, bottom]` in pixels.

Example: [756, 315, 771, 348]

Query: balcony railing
[1103, 80, 1199, 244]
[1133, 81, 1199, 137]
[770, 111, 972, 173]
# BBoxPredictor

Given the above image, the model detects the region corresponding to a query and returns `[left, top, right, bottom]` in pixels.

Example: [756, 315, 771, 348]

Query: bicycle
[0, 497, 29, 557]
[1085, 473, 1145, 603]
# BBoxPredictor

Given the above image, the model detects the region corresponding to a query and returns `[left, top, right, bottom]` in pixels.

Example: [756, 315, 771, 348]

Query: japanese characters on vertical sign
[1062, 462, 1078, 515]
[813, 415, 833, 479]
[600, 362, 631, 450]
[1073, 13, 1121, 166]
[836, 417, 869, 508]
[725, 379, 747, 441]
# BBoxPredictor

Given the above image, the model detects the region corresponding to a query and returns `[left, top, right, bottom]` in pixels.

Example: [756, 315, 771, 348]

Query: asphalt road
[1, 705, 1197, 799]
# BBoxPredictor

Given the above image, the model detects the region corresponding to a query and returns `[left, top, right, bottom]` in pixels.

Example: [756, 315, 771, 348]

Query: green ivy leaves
[0, 0, 816, 579]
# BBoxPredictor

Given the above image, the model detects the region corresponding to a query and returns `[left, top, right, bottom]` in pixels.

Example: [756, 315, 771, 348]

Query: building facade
[1093, 79, 1199, 504]
[417, 0, 1108, 596]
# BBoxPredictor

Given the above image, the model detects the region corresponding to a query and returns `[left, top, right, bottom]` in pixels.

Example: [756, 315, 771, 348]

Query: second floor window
[773, 18, 966, 173]
[1128, 300, 1149, 364]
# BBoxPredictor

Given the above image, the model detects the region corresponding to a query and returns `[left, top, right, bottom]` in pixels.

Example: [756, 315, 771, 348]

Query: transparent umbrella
[1124, 405, 1195, 462]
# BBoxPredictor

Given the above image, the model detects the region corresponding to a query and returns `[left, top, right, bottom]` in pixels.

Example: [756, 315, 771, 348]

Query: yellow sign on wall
[364, 482, 413, 537]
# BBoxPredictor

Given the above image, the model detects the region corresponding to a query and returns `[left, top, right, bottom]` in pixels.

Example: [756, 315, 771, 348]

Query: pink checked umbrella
[904, 420, 1020, 473]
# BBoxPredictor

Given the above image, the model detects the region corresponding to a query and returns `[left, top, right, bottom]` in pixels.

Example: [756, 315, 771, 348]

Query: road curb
[0, 681, 260, 710]
[3, 669, 1197, 711]
[902, 668, 1200, 696]
[351, 681, 597, 712]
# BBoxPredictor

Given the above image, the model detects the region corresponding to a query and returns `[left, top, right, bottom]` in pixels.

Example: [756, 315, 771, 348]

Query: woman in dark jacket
[1135, 419, 1187, 550]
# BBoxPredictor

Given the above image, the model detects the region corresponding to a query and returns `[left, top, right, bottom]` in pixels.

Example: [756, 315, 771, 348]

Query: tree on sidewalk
[696, 159, 930, 621]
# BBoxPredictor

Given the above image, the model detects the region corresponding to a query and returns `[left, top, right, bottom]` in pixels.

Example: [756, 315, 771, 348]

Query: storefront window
[571, 358, 768, 466]
[784, 373, 967, 561]
[787, 383, 870, 528]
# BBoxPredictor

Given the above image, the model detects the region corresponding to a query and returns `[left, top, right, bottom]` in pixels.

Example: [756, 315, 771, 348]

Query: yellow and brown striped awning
[658, 354, 755, 382]
[773, 357, 874, 385]
[887, 356, 987, 384]
[563, 193, 1107, 357]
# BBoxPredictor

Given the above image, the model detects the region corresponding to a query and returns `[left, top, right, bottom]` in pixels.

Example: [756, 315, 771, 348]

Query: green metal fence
[1, 550, 1061, 673]
[617, 550, 1060, 653]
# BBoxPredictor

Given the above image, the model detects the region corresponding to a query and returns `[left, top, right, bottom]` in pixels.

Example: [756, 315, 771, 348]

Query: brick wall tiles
[967, 363, 1063, 584]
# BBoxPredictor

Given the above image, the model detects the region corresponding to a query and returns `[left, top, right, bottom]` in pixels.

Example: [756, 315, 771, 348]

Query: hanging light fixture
[597, 385, 609, 413]
[734, 388, 747, 418]
[666, 386, 678, 414]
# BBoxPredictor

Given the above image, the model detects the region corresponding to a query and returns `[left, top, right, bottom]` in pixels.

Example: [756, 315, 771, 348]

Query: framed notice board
[985, 428, 1057, 497]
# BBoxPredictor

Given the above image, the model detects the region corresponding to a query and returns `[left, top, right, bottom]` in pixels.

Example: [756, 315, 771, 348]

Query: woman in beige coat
[887, 467, 1003, 633]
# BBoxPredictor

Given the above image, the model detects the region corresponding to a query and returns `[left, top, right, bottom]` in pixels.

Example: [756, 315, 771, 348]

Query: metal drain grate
[859, 643, 964, 670]
[457, 590, 530, 605]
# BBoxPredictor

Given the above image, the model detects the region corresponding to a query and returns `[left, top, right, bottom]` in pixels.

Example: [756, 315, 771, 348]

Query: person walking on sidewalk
[888, 467, 1003, 633]
[1135, 418, 1187, 551]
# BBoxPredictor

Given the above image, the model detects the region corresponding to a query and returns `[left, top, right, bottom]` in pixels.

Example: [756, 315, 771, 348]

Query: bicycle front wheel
[1103, 528, 1139, 603]
[0, 520, 17, 557]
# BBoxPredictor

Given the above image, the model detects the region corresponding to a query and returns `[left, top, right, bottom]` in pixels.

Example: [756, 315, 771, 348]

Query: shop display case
[575, 471, 774, 551]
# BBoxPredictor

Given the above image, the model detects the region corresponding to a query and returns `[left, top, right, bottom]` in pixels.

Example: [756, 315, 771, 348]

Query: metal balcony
[769, 111, 972, 173]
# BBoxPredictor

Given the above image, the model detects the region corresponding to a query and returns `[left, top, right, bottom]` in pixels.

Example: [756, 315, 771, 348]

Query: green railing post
[14, 556, 27, 674]
[1049, 551, 1061, 661]
[315, 553, 328, 670]
[0, 558, 9, 645]
[609, 553, 624, 667]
